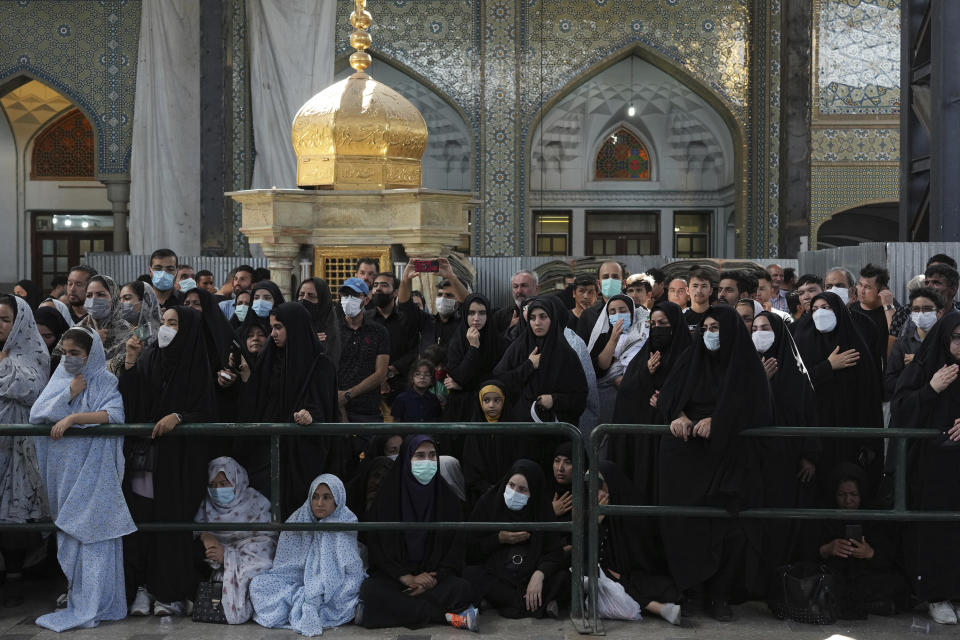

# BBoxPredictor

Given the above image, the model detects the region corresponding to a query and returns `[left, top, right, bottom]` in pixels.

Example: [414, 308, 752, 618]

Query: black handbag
[192, 578, 228, 624]
[767, 562, 839, 625]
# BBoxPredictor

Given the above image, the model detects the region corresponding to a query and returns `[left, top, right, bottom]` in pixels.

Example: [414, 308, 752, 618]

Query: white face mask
[826, 286, 849, 305]
[812, 308, 837, 333]
[435, 297, 457, 317]
[752, 330, 775, 353]
[703, 331, 721, 352]
[157, 325, 178, 348]
[341, 296, 363, 318]
[911, 311, 938, 331]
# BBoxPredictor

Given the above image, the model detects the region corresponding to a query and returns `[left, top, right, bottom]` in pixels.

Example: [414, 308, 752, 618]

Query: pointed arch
[593, 124, 655, 181]
[522, 41, 747, 254]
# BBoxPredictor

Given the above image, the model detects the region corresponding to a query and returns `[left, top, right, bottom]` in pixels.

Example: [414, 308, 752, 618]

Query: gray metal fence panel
[83, 253, 269, 288]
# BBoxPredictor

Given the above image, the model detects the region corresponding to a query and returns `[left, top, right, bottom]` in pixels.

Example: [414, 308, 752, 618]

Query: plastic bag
[585, 569, 643, 621]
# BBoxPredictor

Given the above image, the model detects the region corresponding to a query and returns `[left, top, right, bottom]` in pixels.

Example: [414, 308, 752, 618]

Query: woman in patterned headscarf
[0, 294, 51, 606]
[70, 275, 133, 374]
[194, 456, 277, 624]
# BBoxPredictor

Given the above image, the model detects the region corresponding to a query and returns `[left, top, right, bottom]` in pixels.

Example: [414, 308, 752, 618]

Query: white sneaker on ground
[929, 601, 957, 624]
[129, 587, 152, 616]
[152, 600, 184, 617]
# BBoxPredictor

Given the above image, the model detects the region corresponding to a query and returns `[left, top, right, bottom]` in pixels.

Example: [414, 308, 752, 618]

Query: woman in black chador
[609, 300, 691, 497]
[792, 291, 883, 498]
[891, 311, 960, 625]
[464, 459, 566, 618]
[238, 302, 339, 515]
[657, 305, 772, 621]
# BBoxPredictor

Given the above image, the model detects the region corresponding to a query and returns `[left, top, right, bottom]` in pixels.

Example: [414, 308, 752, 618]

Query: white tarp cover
[128, 0, 201, 255]
[248, 0, 336, 189]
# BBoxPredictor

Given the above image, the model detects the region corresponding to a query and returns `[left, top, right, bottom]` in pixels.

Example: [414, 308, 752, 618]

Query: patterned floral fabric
[194, 456, 276, 625]
[250, 474, 366, 636]
[0, 295, 50, 523]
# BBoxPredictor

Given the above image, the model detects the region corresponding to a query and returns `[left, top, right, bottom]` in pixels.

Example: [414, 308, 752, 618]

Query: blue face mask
[410, 459, 438, 485]
[503, 486, 529, 511]
[208, 487, 235, 506]
[234, 304, 249, 322]
[179, 278, 197, 293]
[703, 331, 721, 352]
[608, 312, 631, 331]
[252, 299, 273, 318]
[152, 269, 174, 291]
[600, 278, 622, 299]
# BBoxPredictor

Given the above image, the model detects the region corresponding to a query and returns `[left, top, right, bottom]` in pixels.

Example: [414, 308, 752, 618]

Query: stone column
[101, 176, 131, 252]
[260, 243, 301, 299]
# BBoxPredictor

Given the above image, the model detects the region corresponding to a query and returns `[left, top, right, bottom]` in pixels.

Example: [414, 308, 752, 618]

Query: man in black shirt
[337, 277, 390, 423]
[683, 268, 713, 335]
[366, 271, 425, 401]
[418, 260, 468, 351]
[853, 264, 900, 369]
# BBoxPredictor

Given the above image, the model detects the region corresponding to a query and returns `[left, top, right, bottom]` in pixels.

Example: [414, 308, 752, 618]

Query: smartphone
[229, 339, 243, 372]
[845, 524, 863, 541]
[219, 371, 234, 381]
[134, 325, 151, 342]
[412, 259, 440, 273]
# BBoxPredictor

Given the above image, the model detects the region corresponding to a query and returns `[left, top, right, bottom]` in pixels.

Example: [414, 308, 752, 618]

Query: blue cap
[341, 277, 369, 296]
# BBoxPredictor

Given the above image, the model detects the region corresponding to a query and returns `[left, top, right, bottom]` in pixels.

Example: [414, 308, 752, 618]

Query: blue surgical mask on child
[410, 460, 438, 485]
[608, 312, 631, 331]
[252, 299, 273, 318]
[208, 487, 235, 506]
[503, 486, 529, 511]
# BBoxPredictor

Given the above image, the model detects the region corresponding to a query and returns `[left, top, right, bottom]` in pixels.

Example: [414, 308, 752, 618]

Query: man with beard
[64, 264, 97, 323]
[217, 264, 255, 318]
[367, 271, 425, 402]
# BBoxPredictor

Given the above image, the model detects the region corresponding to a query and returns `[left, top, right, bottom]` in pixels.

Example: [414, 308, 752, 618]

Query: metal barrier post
[586, 429, 603, 635]
[893, 436, 908, 512]
[270, 434, 281, 522]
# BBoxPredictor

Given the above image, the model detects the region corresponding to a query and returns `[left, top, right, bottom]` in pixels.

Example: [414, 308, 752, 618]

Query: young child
[390, 359, 442, 422]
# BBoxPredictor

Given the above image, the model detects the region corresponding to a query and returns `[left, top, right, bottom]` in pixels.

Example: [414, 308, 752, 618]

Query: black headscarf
[492, 295, 587, 423]
[16, 279, 41, 310]
[756, 310, 817, 428]
[445, 293, 507, 421]
[34, 305, 70, 375]
[296, 277, 341, 367]
[467, 459, 561, 578]
[892, 311, 960, 431]
[121, 306, 216, 423]
[345, 455, 394, 520]
[251, 280, 285, 306]
[187, 287, 234, 371]
[367, 435, 465, 578]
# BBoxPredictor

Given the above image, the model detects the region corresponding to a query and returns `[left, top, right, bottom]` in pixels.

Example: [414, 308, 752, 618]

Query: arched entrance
[527, 54, 738, 259]
[0, 77, 112, 285]
[815, 200, 899, 249]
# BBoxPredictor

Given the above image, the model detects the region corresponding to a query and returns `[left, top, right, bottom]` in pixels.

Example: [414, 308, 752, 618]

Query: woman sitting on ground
[250, 474, 365, 636]
[194, 456, 277, 624]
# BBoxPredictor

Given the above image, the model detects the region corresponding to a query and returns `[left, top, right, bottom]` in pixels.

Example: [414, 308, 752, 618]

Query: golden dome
[291, 1, 428, 190]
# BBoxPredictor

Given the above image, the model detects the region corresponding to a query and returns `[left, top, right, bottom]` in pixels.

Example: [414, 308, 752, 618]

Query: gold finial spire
[349, 0, 373, 73]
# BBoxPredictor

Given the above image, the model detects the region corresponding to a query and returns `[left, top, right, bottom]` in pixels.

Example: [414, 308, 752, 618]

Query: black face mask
[300, 298, 321, 321]
[373, 292, 394, 309]
[647, 326, 672, 353]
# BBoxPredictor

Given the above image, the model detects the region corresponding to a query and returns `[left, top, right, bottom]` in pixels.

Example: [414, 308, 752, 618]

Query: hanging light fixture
[626, 54, 636, 117]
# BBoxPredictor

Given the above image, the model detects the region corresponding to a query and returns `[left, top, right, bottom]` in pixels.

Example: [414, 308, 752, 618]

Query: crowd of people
[2, 248, 960, 633]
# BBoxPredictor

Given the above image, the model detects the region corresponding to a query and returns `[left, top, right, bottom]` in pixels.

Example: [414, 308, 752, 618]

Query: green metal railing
[585, 423, 943, 635]
[0, 421, 596, 633]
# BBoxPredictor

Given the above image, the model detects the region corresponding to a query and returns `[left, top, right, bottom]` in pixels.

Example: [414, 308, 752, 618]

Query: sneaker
[661, 602, 681, 625]
[153, 600, 185, 617]
[55, 592, 68, 609]
[929, 601, 957, 625]
[446, 605, 479, 632]
[130, 587, 152, 616]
